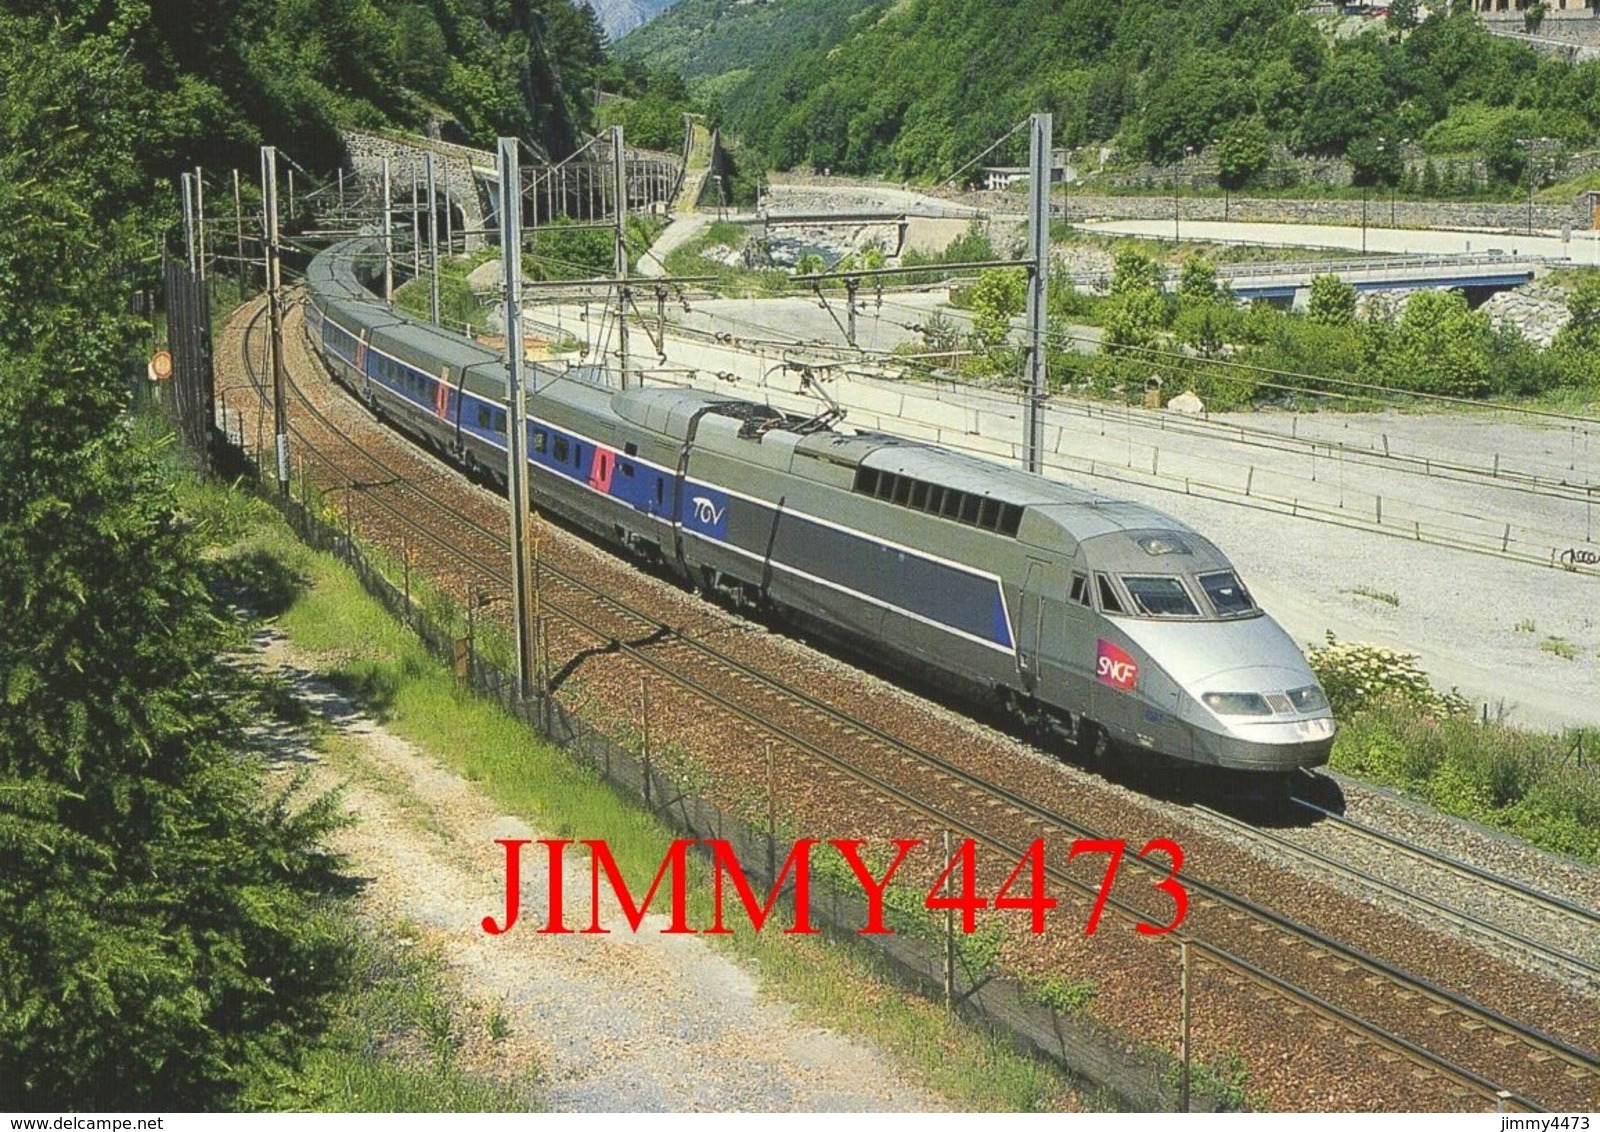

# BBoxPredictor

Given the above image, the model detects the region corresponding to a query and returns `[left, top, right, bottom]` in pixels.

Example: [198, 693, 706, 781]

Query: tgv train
[303, 237, 1334, 774]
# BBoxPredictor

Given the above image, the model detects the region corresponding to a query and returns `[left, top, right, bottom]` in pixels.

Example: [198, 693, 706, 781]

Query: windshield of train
[1120, 575, 1200, 617]
[1197, 570, 1257, 616]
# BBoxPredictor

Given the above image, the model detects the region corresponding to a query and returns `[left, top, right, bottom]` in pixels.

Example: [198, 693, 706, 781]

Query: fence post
[766, 741, 776, 891]
[943, 828, 955, 1011]
[1179, 940, 1192, 1113]
[641, 678, 652, 808]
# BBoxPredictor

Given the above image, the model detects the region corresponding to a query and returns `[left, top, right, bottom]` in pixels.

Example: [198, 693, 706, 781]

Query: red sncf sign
[1096, 639, 1139, 692]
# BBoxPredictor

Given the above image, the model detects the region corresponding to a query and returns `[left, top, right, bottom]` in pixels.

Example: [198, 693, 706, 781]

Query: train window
[959, 494, 982, 525]
[925, 486, 945, 515]
[942, 491, 964, 519]
[854, 467, 880, 496]
[477, 406, 492, 430]
[655, 478, 664, 505]
[909, 480, 929, 510]
[532, 430, 547, 454]
[1198, 570, 1256, 617]
[574, 443, 583, 467]
[892, 476, 913, 506]
[553, 437, 569, 462]
[1070, 572, 1089, 605]
[1121, 575, 1200, 618]
[621, 462, 634, 478]
[999, 503, 1024, 537]
[1096, 574, 1125, 614]
[978, 498, 1000, 530]
[493, 410, 507, 434]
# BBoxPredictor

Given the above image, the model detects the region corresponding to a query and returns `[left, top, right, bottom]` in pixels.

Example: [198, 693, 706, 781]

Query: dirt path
[254, 627, 945, 1112]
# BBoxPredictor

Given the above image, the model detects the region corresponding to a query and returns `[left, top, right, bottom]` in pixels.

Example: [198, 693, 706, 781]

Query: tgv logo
[1096, 639, 1138, 692]
[690, 495, 725, 526]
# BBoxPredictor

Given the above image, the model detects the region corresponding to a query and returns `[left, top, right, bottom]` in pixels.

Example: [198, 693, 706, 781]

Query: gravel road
[253, 629, 946, 1112]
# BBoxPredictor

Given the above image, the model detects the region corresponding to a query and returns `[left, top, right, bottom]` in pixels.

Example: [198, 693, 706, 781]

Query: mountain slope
[617, 0, 885, 84]
[588, 0, 680, 39]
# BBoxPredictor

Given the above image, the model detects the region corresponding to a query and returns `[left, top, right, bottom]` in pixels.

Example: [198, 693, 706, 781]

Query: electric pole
[613, 125, 631, 389]
[194, 166, 206, 282]
[1024, 112, 1051, 475]
[261, 146, 290, 498]
[499, 138, 538, 698]
[382, 157, 394, 302]
[426, 152, 440, 325]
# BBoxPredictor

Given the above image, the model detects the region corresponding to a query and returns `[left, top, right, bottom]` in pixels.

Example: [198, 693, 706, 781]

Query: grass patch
[1539, 636, 1580, 661]
[205, 473, 1082, 1111]
[1341, 586, 1400, 608]
[246, 921, 526, 1112]
[662, 220, 791, 297]
[1331, 705, 1600, 863]
[1166, 1051, 1260, 1112]
[1034, 976, 1098, 1016]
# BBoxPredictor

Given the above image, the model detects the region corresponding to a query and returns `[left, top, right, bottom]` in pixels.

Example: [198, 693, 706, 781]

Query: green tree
[1348, 133, 1404, 187]
[1110, 249, 1165, 297]
[1387, 0, 1420, 34]
[1102, 287, 1167, 352]
[1386, 289, 1493, 396]
[0, 15, 348, 1107]
[1307, 274, 1358, 326]
[1483, 119, 1529, 187]
[966, 268, 1026, 348]
[1217, 116, 1271, 189]
[1554, 273, 1600, 351]
[1177, 256, 1220, 307]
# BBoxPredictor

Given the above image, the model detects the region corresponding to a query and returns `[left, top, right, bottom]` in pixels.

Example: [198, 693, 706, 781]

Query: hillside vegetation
[0, 0, 618, 1108]
[677, 0, 1600, 185]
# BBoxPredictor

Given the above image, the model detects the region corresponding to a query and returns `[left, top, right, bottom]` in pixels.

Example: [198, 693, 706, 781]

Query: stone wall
[993, 192, 1594, 233]
[1480, 281, 1575, 347]
[343, 130, 490, 252]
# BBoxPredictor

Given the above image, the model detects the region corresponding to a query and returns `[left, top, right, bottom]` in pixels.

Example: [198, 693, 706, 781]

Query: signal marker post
[1024, 112, 1051, 475]
[499, 137, 538, 700]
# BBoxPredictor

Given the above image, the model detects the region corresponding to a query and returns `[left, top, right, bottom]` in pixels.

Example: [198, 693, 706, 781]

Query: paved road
[1080, 218, 1600, 265]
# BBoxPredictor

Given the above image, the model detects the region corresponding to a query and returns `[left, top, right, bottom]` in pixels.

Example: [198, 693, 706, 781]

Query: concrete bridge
[1203, 253, 1555, 306]
[342, 129, 684, 253]
[1061, 249, 1560, 307]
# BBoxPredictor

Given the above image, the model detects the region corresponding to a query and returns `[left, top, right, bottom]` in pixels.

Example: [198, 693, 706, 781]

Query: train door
[1017, 559, 1047, 692]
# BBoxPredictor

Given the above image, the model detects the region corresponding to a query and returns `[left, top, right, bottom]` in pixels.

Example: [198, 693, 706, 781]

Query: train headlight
[1201, 692, 1273, 717]
[1287, 685, 1329, 713]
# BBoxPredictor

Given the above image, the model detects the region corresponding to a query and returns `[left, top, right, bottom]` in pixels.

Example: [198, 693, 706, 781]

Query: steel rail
[1289, 791, 1600, 929]
[1191, 802, 1600, 990]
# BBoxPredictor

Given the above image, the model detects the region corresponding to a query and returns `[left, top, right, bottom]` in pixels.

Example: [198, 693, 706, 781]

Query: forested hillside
[8, 0, 612, 179]
[0, 0, 612, 1108]
[708, 0, 1600, 183]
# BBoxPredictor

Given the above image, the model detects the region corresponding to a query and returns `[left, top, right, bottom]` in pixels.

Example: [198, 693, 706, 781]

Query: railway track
[227, 293, 1600, 1111]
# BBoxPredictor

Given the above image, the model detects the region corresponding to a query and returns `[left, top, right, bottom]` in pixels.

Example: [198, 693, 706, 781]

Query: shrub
[1305, 632, 1471, 718]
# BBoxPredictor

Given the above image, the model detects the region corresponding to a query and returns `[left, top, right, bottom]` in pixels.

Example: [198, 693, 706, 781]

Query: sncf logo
[1096, 639, 1139, 692]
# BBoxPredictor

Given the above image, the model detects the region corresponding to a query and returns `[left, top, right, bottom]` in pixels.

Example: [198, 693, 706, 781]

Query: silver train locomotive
[304, 237, 1334, 774]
